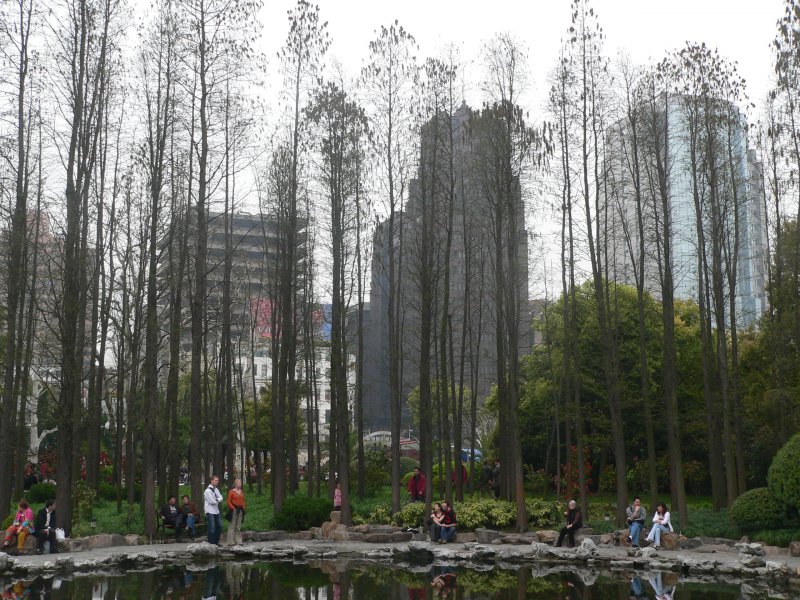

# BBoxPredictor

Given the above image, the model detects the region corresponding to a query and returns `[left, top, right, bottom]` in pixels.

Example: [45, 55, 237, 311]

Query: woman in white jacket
[645, 502, 673, 549]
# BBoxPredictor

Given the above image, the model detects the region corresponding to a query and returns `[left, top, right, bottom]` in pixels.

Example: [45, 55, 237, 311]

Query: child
[333, 481, 342, 511]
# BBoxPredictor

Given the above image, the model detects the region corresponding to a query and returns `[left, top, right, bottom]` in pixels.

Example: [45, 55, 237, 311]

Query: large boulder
[475, 528, 503, 544]
[658, 532, 681, 550]
[391, 532, 413, 542]
[736, 542, 765, 556]
[329, 530, 365, 542]
[739, 553, 766, 569]
[329, 511, 341, 525]
[575, 537, 597, 560]
[187, 542, 220, 557]
[535, 530, 558, 544]
[321, 521, 344, 539]
[457, 532, 477, 543]
[364, 533, 393, 543]
[789, 541, 800, 557]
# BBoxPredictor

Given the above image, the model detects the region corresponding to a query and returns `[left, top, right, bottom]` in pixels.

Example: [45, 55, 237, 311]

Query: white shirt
[652, 510, 673, 532]
[204, 485, 223, 515]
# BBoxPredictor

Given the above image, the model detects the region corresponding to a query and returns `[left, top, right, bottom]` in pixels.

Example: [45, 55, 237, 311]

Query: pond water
[0, 561, 751, 599]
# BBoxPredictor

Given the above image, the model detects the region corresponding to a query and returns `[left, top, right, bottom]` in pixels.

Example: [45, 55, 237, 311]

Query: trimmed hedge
[730, 487, 785, 531]
[768, 433, 800, 510]
[270, 495, 333, 531]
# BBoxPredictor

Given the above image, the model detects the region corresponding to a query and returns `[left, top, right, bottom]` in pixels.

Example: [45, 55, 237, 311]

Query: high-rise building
[606, 96, 768, 328]
[360, 103, 531, 433]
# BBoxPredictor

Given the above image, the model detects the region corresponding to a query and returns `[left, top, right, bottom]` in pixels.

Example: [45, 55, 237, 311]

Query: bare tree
[362, 21, 418, 513]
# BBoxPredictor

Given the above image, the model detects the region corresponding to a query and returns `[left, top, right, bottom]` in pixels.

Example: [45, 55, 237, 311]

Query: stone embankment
[2, 514, 800, 593]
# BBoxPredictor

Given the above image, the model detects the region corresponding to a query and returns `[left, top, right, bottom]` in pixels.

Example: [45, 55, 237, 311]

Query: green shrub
[98, 482, 117, 502]
[353, 449, 392, 497]
[454, 498, 515, 529]
[768, 434, 800, 510]
[393, 502, 426, 527]
[524, 497, 562, 527]
[27, 482, 57, 504]
[750, 528, 800, 547]
[270, 495, 333, 531]
[731, 487, 786, 531]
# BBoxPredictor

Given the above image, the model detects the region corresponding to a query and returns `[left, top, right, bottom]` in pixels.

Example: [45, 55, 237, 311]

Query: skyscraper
[360, 103, 531, 433]
[606, 95, 768, 328]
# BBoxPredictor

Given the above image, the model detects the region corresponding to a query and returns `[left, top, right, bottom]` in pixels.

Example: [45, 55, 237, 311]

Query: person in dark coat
[556, 499, 582, 547]
[33, 499, 57, 554]
[160, 495, 185, 539]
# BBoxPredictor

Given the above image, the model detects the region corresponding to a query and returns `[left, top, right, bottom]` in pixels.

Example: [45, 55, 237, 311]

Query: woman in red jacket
[226, 478, 246, 545]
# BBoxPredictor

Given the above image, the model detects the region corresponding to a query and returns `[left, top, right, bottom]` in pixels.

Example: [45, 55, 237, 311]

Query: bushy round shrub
[393, 502, 426, 527]
[270, 495, 333, 531]
[731, 487, 785, 531]
[768, 433, 800, 510]
[524, 497, 562, 527]
[27, 482, 56, 504]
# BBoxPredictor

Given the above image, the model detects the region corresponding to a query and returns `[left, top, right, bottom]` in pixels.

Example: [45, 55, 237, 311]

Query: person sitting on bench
[160, 495, 185, 539]
[33, 499, 57, 554]
[181, 495, 200, 538]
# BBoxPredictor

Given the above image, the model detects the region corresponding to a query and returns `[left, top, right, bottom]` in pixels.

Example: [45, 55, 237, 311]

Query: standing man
[492, 459, 501, 499]
[204, 475, 224, 545]
[407, 467, 426, 502]
[33, 500, 57, 554]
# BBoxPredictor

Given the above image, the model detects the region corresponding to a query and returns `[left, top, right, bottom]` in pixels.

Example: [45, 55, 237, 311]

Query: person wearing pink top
[2, 500, 35, 552]
[333, 481, 342, 510]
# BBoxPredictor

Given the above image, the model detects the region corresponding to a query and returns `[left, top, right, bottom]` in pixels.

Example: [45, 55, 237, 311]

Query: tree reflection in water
[0, 561, 743, 599]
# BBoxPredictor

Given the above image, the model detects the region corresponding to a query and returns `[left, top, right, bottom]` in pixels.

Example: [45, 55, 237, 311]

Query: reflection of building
[360, 103, 531, 432]
[606, 96, 768, 328]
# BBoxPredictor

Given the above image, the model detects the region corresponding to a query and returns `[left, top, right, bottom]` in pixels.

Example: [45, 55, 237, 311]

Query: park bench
[155, 510, 206, 540]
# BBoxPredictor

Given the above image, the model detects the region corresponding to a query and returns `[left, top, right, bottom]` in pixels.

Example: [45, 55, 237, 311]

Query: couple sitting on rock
[626, 497, 673, 549]
[429, 502, 456, 544]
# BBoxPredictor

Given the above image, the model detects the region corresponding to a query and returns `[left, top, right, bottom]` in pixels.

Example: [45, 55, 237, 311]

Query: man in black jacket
[161, 495, 185, 539]
[33, 499, 57, 554]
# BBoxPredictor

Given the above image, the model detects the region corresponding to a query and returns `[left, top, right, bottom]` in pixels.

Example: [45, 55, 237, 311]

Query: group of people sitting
[554, 496, 674, 549]
[159, 494, 201, 541]
[1, 499, 58, 554]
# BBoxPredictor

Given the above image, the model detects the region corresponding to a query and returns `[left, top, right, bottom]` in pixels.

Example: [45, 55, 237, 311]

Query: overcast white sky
[259, 0, 784, 116]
